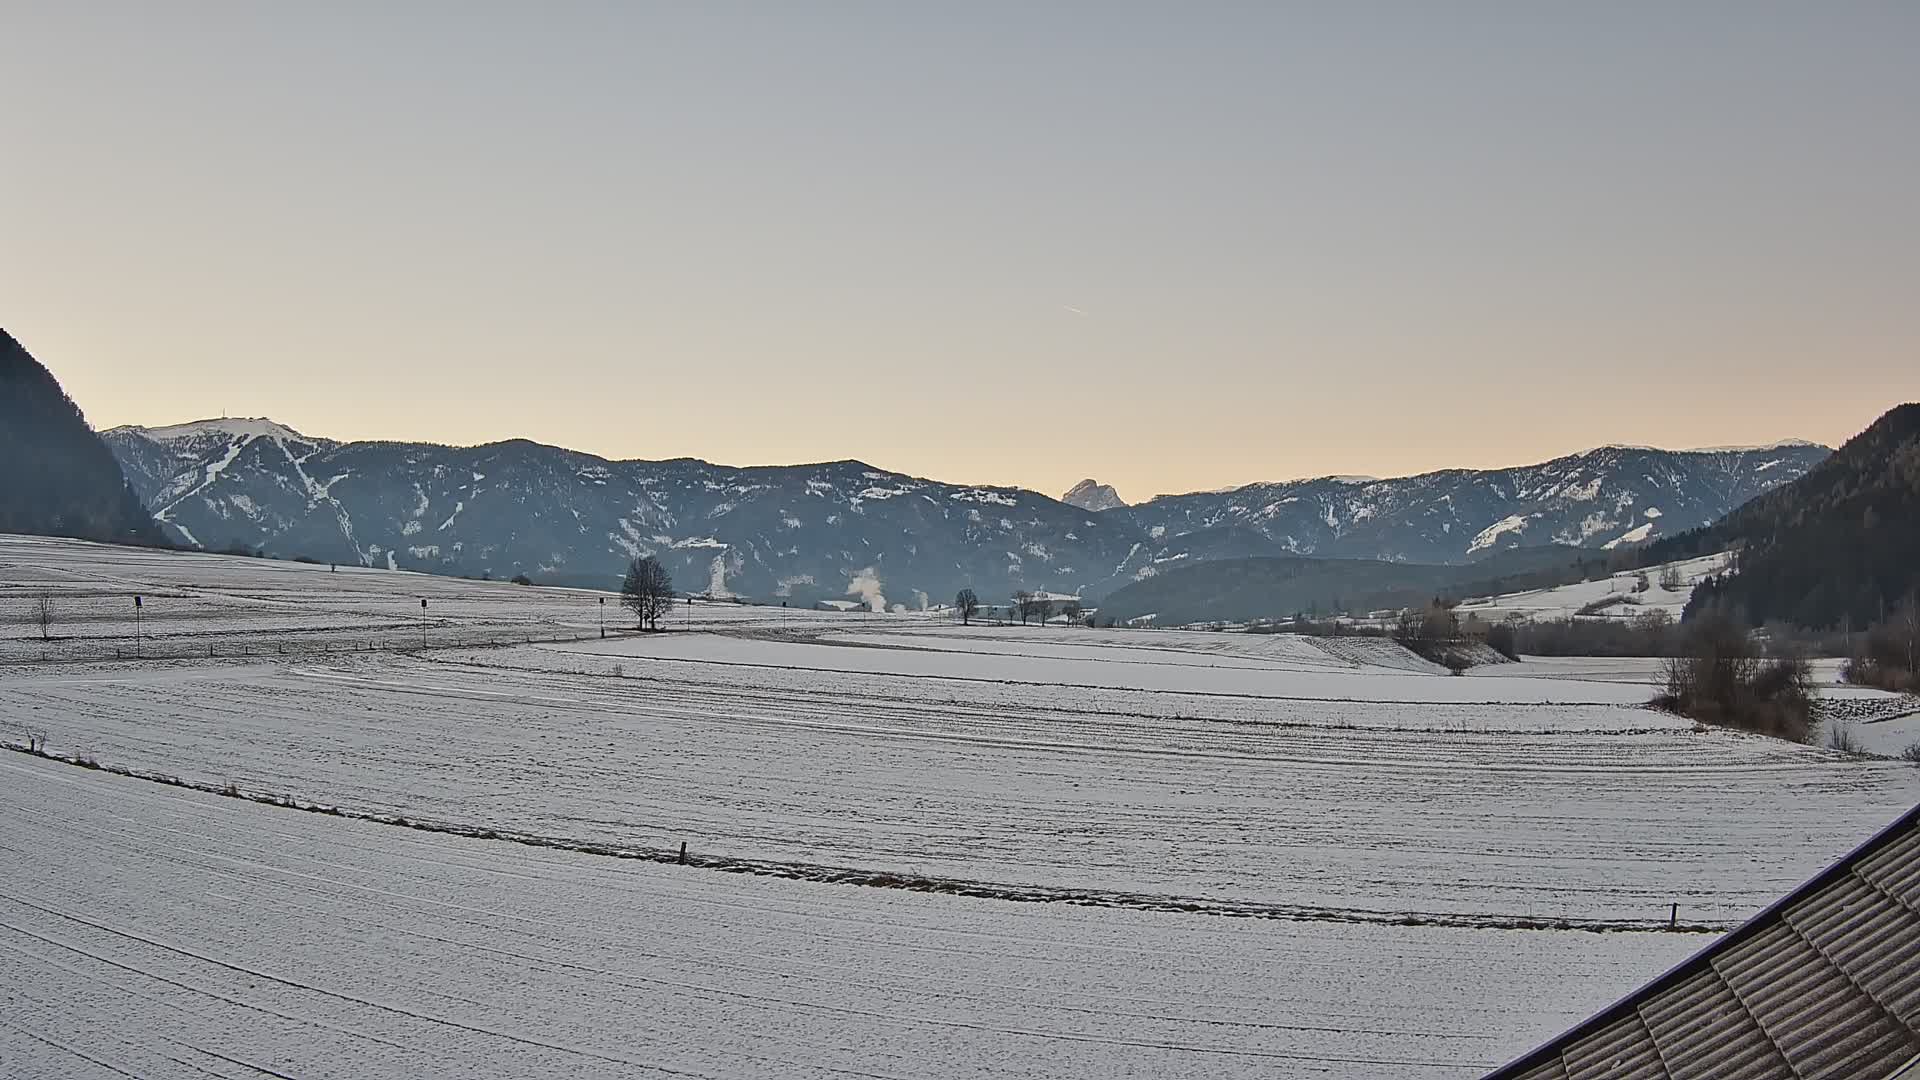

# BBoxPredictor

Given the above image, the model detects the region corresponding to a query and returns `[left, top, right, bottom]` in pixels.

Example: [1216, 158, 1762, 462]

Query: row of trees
[1014, 591, 1081, 626]
[952, 588, 1084, 627]
[1391, 600, 1481, 672]
[1844, 591, 1920, 693]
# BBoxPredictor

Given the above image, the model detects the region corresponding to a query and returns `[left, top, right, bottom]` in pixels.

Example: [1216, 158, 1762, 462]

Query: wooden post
[678, 841, 687, 865]
[1670, 903, 1678, 929]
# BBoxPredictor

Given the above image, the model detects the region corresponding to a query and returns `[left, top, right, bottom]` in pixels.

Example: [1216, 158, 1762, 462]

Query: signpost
[599, 596, 606, 639]
[420, 598, 428, 649]
[133, 595, 143, 657]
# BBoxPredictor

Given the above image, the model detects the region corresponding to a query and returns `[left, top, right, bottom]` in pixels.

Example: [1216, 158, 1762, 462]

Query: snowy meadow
[4, 535, 1918, 1079]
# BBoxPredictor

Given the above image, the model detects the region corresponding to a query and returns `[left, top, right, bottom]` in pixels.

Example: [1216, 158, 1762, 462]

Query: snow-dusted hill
[1452, 552, 1734, 624]
[102, 420, 1826, 601]
[1113, 442, 1827, 567]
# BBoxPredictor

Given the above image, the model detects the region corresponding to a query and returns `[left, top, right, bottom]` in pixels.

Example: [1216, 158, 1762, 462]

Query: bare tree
[621, 556, 675, 631]
[1012, 590, 1034, 626]
[34, 594, 54, 642]
[1893, 590, 1920, 679]
[1846, 590, 1920, 694]
[1015, 592, 1056, 626]
[1032, 595, 1056, 626]
[1658, 565, 1684, 591]
[954, 588, 979, 626]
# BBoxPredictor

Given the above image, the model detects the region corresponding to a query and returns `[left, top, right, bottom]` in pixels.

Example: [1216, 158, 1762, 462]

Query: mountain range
[99, 415, 1828, 605]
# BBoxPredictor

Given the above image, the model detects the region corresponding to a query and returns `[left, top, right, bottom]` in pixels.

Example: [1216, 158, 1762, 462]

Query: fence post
[1669, 903, 1678, 929]
[678, 841, 687, 865]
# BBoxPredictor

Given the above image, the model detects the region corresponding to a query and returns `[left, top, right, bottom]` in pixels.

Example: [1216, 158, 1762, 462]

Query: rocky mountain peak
[1062, 479, 1126, 512]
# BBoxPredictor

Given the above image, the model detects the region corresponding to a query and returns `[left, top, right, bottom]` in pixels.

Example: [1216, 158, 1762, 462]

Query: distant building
[1006, 590, 1088, 625]
[969, 603, 1013, 623]
[814, 599, 864, 612]
[1023, 590, 1084, 606]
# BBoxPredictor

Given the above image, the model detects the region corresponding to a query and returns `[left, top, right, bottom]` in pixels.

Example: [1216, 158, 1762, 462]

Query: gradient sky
[4, 3, 1916, 500]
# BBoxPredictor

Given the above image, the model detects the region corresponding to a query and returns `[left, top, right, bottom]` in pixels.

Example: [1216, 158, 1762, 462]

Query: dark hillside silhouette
[0, 330, 166, 546]
[1649, 404, 1920, 629]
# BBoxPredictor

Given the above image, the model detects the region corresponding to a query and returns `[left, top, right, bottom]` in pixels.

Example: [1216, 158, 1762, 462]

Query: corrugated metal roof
[1487, 804, 1920, 1080]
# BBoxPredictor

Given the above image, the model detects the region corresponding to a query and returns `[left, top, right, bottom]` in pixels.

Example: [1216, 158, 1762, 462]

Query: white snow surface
[1466, 514, 1530, 554]
[5, 533, 1919, 1078]
[122, 416, 312, 443]
[0, 753, 1699, 1079]
[1454, 552, 1733, 624]
[1685, 438, 1822, 453]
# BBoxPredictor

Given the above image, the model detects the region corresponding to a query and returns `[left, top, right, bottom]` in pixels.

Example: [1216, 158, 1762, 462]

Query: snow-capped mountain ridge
[128, 417, 317, 444]
[1109, 441, 1831, 568]
[1683, 438, 1823, 453]
[1596, 438, 1821, 454]
[102, 418, 1828, 601]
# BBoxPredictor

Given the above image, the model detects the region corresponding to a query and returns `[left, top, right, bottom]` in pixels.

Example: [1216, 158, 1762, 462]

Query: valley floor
[0, 753, 1693, 1080]
[4, 535, 1918, 1077]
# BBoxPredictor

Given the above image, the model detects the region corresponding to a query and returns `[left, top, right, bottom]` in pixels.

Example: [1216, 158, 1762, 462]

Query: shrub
[1825, 721, 1863, 754]
[1841, 594, 1920, 692]
[511, 573, 533, 586]
[1393, 600, 1463, 663]
[1842, 657, 1920, 694]
[1654, 612, 1812, 741]
[1900, 742, 1920, 764]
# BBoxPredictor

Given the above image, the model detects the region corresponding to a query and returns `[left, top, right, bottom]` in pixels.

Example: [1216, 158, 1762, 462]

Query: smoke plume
[846, 567, 886, 613]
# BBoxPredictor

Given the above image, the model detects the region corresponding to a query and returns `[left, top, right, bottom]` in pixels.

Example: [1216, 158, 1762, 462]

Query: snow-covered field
[571, 629, 1654, 704]
[1452, 552, 1731, 624]
[5, 536, 1919, 1078]
[0, 534, 867, 660]
[0, 753, 1700, 1079]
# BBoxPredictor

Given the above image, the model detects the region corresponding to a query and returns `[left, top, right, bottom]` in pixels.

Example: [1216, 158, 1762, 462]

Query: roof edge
[1484, 800, 1920, 1078]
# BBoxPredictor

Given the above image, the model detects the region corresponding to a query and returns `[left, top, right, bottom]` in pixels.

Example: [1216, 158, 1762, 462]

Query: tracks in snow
[0, 743, 1724, 935]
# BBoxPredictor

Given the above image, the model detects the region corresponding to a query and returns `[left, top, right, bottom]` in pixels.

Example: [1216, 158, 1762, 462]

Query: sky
[4, 3, 1916, 500]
